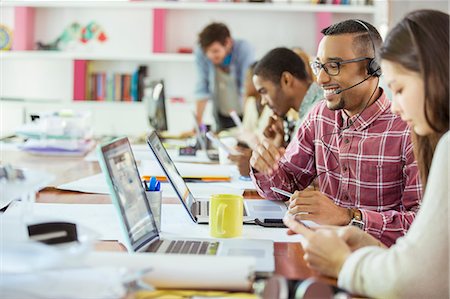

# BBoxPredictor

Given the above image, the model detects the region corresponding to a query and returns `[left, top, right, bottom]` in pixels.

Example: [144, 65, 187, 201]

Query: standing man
[194, 22, 255, 131]
[250, 20, 422, 246]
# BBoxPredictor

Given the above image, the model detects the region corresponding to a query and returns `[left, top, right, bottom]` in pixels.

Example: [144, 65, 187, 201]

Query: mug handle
[216, 203, 227, 235]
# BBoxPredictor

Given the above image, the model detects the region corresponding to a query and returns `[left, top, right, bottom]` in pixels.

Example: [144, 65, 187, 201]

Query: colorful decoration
[36, 21, 107, 51]
[80, 22, 107, 44]
[0, 24, 13, 51]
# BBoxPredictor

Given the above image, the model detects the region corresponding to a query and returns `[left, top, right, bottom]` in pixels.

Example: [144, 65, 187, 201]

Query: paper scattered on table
[0, 267, 126, 299]
[1, 168, 55, 209]
[139, 160, 234, 179]
[57, 173, 245, 198]
[83, 252, 255, 291]
[85, 145, 211, 163]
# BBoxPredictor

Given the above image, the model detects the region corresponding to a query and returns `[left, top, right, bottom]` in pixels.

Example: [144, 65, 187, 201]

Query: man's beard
[327, 97, 345, 111]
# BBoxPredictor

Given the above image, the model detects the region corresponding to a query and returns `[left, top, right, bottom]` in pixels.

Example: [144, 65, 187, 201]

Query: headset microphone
[334, 75, 372, 94]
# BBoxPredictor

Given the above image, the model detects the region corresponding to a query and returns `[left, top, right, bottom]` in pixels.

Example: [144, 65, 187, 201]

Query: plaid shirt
[251, 90, 422, 246]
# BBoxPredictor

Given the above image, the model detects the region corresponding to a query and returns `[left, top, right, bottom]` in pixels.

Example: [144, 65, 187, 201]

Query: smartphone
[205, 132, 241, 156]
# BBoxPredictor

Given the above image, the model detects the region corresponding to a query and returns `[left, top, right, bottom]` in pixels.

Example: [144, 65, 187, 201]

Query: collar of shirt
[341, 88, 389, 132]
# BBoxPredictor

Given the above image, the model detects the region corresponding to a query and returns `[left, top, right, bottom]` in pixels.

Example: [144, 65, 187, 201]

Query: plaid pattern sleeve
[251, 91, 423, 246]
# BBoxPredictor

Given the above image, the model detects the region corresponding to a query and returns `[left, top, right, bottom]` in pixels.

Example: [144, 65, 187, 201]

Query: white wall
[1, 4, 378, 137]
[389, 0, 449, 28]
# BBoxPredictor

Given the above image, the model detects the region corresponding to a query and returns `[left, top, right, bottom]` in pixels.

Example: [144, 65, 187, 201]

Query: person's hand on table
[288, 189, 350, 226]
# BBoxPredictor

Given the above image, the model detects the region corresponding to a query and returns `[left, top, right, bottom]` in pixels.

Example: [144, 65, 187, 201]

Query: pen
[229, 110, 243, 129]
[270, 187, 294, 198]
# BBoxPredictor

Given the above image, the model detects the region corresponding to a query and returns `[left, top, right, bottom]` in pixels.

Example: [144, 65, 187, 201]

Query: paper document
[83, 252, 255, 291]
[1, 168, 55, 209]
[57, 173, 244, 198]
[1, 267, 125, 299]
[139, 160, 234, 179]
[85, 145, 210, 163]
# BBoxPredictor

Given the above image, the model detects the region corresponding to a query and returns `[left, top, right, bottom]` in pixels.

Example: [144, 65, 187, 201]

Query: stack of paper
[16, 110, 94, 156]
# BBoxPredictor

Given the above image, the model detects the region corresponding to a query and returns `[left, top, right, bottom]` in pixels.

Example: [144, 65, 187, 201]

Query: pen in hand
[270, 187, 293, 198]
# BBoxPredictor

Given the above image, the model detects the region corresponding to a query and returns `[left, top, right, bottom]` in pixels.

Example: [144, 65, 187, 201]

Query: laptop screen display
[100, 138, 159, 250]
[147, 132, 196, 219]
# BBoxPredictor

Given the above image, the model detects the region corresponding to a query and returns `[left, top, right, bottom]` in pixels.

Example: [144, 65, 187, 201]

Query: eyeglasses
[310, 57, 371, 76]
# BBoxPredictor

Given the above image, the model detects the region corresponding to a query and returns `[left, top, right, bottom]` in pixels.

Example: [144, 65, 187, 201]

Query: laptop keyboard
[147, 240, 219, 255]
[195, 201, 248, 217]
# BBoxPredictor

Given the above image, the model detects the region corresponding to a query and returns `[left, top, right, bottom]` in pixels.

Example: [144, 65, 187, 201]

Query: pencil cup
[209, 194, 243, 238]
[145, 191, 162, 232]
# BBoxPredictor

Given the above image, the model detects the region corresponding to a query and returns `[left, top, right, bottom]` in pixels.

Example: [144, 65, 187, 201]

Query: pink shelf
[73, 60, 88, 101]
[152, 9, 166, 53]
[13, 7, 35, 50]
[316, 12, 333, 47]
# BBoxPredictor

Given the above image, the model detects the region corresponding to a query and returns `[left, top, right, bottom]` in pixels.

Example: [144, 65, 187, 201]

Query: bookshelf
[1, 0, 382, 136]
[2, 1, 376, 13]
[1, 51, 195, 62]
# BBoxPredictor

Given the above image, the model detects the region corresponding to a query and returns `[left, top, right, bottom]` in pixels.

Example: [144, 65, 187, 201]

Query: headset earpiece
[367, 58, 382, 77]
[353, 19, 382, 78]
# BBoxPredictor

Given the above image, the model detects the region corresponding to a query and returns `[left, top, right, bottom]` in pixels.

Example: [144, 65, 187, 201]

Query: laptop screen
[147, 131, 197, 222]
[99, 137, 159, 251]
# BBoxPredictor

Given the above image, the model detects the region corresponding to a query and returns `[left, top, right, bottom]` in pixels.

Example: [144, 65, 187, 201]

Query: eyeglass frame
[310, 57, 371, 76]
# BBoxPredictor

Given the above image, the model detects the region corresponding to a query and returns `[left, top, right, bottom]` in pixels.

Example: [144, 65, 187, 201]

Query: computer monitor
[144, 79, 168, 132]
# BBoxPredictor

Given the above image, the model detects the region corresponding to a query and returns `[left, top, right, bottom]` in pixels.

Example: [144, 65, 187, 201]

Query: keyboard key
[165, 240, 176, 253]
[199, 241, 209, 254]
[190, 241, 201, 254]
[171, 241, 184, 254]
[181, 241, 193, 254]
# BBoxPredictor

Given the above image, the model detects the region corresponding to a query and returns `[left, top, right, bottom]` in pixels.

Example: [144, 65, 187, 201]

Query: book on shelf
[81, 63, 148, 102]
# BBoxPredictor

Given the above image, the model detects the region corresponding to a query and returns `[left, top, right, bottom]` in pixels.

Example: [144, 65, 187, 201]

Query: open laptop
[97, 137, 274, 274]
[146, 130, 288, 224]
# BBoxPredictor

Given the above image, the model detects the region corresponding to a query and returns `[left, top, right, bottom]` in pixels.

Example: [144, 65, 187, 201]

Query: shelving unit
[1, 0, 382, 136]
[2, 1, 376, 13]
[1, 51, 195, 62]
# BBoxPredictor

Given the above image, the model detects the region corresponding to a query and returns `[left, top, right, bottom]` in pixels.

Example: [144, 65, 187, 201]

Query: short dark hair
[198, 23, 231, 51]
[254, 47, 309, 84]
[321, 19, 382, 58]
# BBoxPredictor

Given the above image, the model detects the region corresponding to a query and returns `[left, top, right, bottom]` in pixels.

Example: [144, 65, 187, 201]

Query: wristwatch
[348, 208, 364, 230]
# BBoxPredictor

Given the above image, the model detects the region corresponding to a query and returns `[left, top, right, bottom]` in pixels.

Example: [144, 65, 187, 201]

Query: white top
[338, 131, 449, 299]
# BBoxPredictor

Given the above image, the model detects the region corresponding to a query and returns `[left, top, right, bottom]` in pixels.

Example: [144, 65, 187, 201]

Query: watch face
[350, 219, 364, 230]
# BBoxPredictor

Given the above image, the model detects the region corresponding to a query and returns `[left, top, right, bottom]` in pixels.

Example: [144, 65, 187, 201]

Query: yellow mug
[209, 194, 243, 238]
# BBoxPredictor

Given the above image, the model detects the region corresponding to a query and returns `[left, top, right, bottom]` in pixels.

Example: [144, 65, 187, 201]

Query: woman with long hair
[284, 10, 449, 298]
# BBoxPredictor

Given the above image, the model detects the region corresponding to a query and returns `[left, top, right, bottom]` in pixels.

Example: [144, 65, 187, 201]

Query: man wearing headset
[250, 19, 422, 246]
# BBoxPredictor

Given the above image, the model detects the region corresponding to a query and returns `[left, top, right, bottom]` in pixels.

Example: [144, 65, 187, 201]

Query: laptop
[146, 130, 288, 224]
[97, 137, 275, 274]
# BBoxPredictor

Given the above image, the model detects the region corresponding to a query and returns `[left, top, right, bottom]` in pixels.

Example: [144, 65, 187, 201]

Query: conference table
[2, 147, 337, 293]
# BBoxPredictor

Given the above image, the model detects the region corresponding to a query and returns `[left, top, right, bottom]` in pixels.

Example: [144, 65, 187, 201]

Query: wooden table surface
[3, 148, 336, 286]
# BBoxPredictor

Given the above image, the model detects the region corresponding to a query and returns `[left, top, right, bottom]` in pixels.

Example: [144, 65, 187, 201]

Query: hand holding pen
[272, 186, 353, 225]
